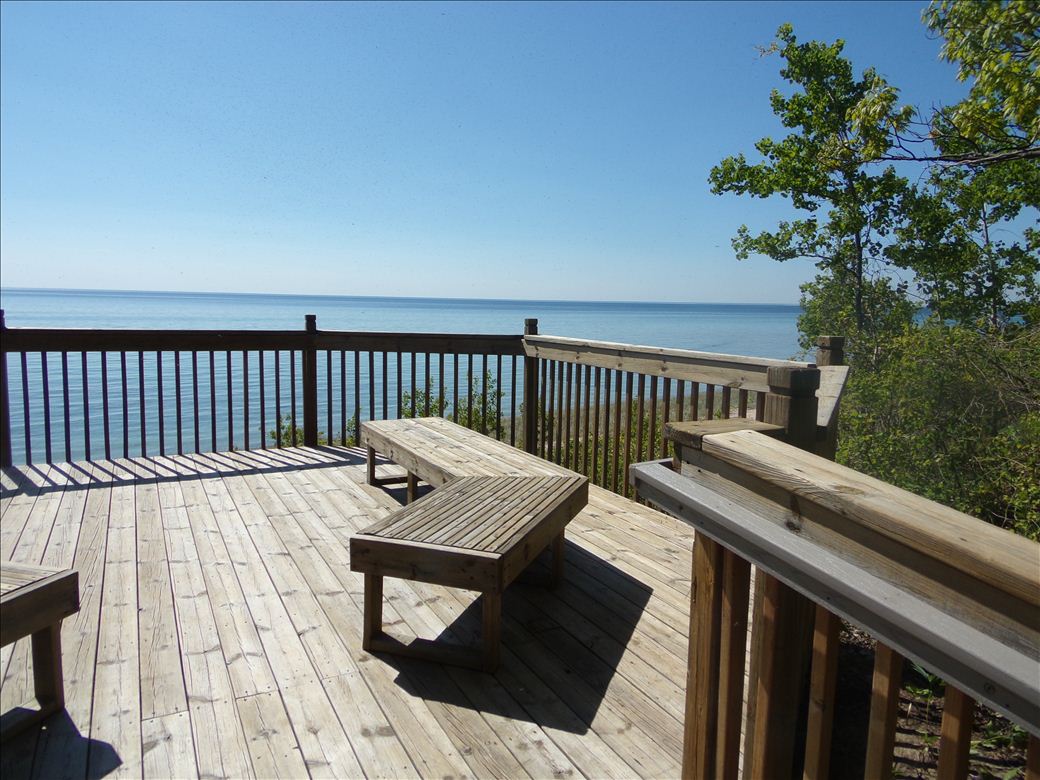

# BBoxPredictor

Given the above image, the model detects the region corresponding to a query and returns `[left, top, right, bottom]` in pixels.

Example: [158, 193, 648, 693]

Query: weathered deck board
[0, 445, 691, 779]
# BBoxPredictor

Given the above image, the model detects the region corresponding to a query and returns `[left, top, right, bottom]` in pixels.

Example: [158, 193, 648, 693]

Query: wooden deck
[0, 445, 692, 779]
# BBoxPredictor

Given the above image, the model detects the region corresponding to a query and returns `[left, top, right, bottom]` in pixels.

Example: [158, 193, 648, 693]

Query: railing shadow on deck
[371, 541, 653, 735]
[0, 710, 121, 780]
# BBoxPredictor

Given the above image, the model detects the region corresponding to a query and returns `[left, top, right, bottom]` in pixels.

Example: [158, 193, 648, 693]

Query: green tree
[708, 24, 910, 338]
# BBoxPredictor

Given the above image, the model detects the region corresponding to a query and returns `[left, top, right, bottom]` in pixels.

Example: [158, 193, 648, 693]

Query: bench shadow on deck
[1, 446, 690, 779]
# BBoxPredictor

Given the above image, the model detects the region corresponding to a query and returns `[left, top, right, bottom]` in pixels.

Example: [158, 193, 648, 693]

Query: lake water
[0, 288, 803, 463]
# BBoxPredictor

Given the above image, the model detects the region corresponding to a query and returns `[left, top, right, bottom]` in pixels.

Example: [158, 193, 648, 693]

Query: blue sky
[1, 1, 966, 303]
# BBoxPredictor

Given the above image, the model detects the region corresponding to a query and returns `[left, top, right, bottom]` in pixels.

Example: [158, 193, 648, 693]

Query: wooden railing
[630, 423, 1040, 778]
[521, 332, 825, 497]
[0, 310, 525, 465]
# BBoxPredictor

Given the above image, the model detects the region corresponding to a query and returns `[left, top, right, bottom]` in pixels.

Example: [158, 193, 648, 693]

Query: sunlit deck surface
[1, 446, 691, 779]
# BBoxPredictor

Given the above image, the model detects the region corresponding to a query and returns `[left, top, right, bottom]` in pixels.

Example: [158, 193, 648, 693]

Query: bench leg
[406, 472, 419, 504]
[482, 591, 501, 673]
[367, 446, 377, 485]
[363, 574, 383, 651]
[550, 531, 566, 589]
[32, 622, 65, 712]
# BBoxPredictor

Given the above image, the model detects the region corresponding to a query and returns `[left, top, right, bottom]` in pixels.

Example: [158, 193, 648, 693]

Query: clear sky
[0, 0, 966, 303]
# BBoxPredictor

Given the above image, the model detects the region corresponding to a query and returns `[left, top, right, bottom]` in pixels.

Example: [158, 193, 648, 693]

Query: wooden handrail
[523, 334, 812, 393]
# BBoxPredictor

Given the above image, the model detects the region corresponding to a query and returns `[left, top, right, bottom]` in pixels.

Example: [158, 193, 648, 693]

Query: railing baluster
[258, 351, 265, 450]
[226, 351, 234, 451]
[327, 349, 333, 443]
[439, 353, 446, 421]
[243, 350, 250, 451]
[422, 353, 430, 418]
[804, 606, 841, 780]
[289, 350, 297, 445]
[539, 359, 549, 458]
[81, 352, 91, 460]
[451, 353, 458, 424]
[191, 351, 200, 453]
[496, 354, 503, 440]
[706, 383, 716, 420]
[382, 352, 389, 420]
[864, 644, 903, 779]
[139, 351, 147, 456]
[175, 352, 183, 455]
[721, 386, 732, 419]
[510, 354, 517, 445]
[623, 372, 635, 497]
[636, 373, 646, 466]
[466, 354, 474, 427]
[716, 549, 750, 779]
[562, 362, 572, 464]
[369, 351, 376, 424]
[156, 351, 164, 455]
[677, 379, 686, 423]
[553, 361, 564, 463]
[340, 350, 347, 443]
[411, 352, 418, 418]
[100, 351, 110, 461]
[648, 375, 658, 463]
[581, 364, 591, 473]
[937, 686, 974, 779]
[353, 350, 361, 442]
[62, 351, 71, 462]
[611, 370, 622, 494]
[593, 367, 603, 485]
[738, 388, 748, 418]
[480, 354, 488, 435]
[42, 352, 52, 463]
[397, 352, 403, 420]
[661, 377, 671, 459]
[120, 351, 129, 459]
[691, 382, 700, 421]
[20, 352, 31, 464]
[756, 389, 766, 421]
[210, 351, 218, 452]
[274, 351, 282, 448]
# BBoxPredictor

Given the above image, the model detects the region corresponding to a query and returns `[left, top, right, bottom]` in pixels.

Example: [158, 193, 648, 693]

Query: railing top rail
[523, 334, 813, 393]
[0, 326, 524, 355]
[630, 429, 1040, 734]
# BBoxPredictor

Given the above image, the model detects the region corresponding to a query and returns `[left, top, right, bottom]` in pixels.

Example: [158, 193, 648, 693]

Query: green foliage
[402, 371, 505, 438]
[267, 414, 357, 447]
[400, 387, 449, 419]
[837, 323, 1040, 540]
[708, 24, 910, 331]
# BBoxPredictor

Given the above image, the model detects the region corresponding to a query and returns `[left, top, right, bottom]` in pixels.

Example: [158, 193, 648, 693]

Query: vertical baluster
[259, 351, 266, 450]
[369, 351, 376, 424]
[716, 550, 751, 778]
[156, 351, 164, 455]
[649, 375, 658, 462]
[340, 350, 347, 443]
[691, 382, 700, 421]
[544, 359, 553, 461]
[572, 364, 582, 472]
[706, 384, 716, 420]
[439, 353, 446, 420]
[210, 351, 218, 451]
[804, 606, 841, 780]
[562, 362, 572, 464]
[243, 351, 250, 451]
[496, 354, 503, 440]
[479, 354, 487, 435]
[636, 373, 646, 464]
[864, 644, 903, 780]
[274, 351, 282, 448]
[120, 352, 129, 459]
[611, 370, 622, 494]
[397, 352, 403, 420]
[592, 367, 603, 485]
[382, 352, 389, 420]
[661, 377, 671, 459]
[721, 386, 732, 419]
[62, 351, 71, 462]
[553, 361, 564, 463]
[289, 351, 297, 445]
[755, 390, 766, 421]
[510, 355, 517, 445]
[100, 351, 110, 461]
[20, 353, 31, 463]
[353, 350, 361, 441]
[451, 353, 459, 424]
[139, 351, 147, 456]
[937, 687, 974, 780]
[327, 350, 333, 443]
[226, 351, 234, 451]
[41, 352, 53, 463]
[623, 372, 634, 497]
[463, 354, 471, 427]
[738, 388, 748, 418]
[191, 352, 200, 453]
[423, 353, 431, 418]
[677, 379, 686, 423]
[582, 364, 591, 473]
[175, 352, 183, 455]
[411, 353, 418, 418]
[81, 352, 91, 460]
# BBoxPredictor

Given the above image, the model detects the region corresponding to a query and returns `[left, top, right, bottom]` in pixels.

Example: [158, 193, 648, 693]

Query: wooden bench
[0, 562, 80, 739]
[355, 418, 589, 671]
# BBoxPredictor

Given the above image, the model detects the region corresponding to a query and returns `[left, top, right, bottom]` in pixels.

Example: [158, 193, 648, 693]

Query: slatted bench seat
[0, 561, 80, 739]
[354, 418, 590, 671]
[352, 473, 588, 671]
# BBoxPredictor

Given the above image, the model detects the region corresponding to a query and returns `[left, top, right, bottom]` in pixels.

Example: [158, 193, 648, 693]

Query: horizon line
[1, 285, 803, 308]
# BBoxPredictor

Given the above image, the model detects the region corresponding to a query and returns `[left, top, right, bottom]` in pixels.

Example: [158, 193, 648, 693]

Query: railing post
[522, 318, 538, 454]
[815, 335, 845, 367]
[742, 365, 821, 777]
[0, 310, 11, 467]
[302, 314, 318, 447]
